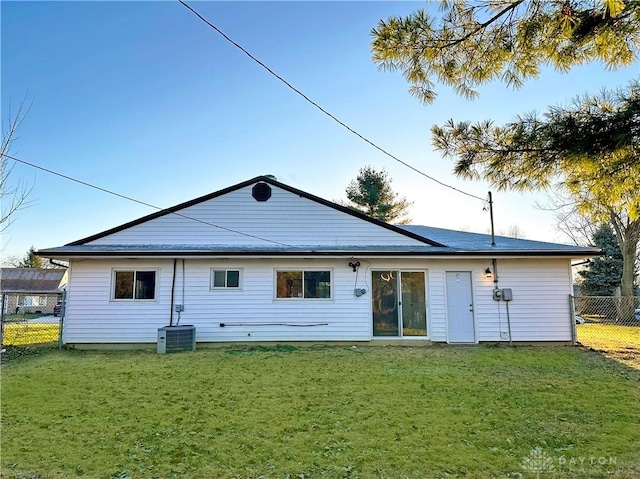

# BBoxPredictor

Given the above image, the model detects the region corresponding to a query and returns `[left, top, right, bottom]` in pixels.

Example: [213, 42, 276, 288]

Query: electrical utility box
[157, 325, 196, 354]
[493, 288, 514, 301]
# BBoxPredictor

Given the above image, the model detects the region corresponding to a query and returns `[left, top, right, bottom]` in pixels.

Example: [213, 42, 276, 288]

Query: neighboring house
[37, 176, 600, 347]
[1, 268, 67, 314]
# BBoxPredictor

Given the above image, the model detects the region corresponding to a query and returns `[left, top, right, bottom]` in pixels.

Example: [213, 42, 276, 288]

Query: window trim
[111, 268, 158, 302]
[274, 268, 333, 301]
[210, 268, 243, 290]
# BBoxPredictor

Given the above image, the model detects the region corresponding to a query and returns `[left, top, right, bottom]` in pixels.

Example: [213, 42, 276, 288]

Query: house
[37, 176, 599, 347]
[1, 268, 67, 314]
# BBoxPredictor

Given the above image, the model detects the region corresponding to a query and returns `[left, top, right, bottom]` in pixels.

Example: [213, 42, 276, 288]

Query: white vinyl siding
[64, 259, 370, 343]
[63, 257, 573, 345]
[475, 259, 573, 342]
[454, 259, 573, 342]
[413, 258, 572, 343]
[85, 186, 428, 248]
[427, 268, 447, 341]
[64, 260, 172, 343]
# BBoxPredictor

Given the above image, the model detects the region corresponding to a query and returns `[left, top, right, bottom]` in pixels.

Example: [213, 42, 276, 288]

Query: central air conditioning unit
[157, 325, 196, 354]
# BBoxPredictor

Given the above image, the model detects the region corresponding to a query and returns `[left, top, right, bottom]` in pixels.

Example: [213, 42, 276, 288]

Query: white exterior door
[446, 271, 475, 343]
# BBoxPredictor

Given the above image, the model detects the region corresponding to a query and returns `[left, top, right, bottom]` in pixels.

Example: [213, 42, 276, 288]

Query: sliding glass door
[372, 270, 399, 336]
[400, 272, 427, 336]
[372, 270, 427, 337]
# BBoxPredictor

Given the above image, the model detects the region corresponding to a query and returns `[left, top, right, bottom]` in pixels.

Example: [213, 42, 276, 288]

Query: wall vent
[157, 325, 196, 354]
[252, 182, 272, 202]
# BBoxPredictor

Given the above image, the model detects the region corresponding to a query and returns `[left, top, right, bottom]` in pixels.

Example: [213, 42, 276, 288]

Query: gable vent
[252, 182, 272, 202]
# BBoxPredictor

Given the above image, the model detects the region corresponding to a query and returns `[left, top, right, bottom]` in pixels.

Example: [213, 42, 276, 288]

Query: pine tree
[17, 246, 43, 269]
[432, 82, 640, 297]
[344, 166, 412, 223]
[578, 225, 623, 295]
[371, 1, 639, 104]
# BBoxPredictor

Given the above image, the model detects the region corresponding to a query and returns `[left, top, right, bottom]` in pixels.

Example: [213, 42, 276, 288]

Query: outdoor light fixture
[348, 261, 361, 272]
[484, 267, 493, 278]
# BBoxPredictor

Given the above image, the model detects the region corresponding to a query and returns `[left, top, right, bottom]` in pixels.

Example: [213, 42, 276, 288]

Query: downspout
[169, 259, 177, 327]
[1, 293, 5, 348]
[182, 259, 185, 319]
[568, 260, 577, 346]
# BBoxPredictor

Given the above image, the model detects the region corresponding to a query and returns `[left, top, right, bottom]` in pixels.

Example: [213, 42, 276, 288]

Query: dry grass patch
[577, 323, 640, 369]
[1, 323, 59, 346]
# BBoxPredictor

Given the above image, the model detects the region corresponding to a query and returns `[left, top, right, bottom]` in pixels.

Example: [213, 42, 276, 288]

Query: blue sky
[1, 1, 638, 261]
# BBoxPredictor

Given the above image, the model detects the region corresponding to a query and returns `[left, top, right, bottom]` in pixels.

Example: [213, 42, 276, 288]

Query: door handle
[469, 304, 474, 312]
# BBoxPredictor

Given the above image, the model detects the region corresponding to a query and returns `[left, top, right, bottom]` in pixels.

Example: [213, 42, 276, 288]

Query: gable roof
[0, 268, 67, 294]
[36, 176, 601, 259]
[65, 176, 444, 247]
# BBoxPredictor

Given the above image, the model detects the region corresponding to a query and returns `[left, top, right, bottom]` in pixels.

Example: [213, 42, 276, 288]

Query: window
[210, 269, 241, 289]
[19, 295, 47, 306]
[113, 270, 156, 300]
[276, 270, 331, 299]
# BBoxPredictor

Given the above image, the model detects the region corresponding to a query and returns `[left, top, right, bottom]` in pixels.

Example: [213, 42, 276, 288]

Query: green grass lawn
[2, 346, 639, 479]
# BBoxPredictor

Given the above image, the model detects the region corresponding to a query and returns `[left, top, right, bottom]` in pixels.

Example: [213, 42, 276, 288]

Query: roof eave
[37, 248, 601, 260]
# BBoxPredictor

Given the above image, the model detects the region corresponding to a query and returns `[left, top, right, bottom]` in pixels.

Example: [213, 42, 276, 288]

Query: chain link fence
[1, 292, 63, 348]
[573, 295, 640, 367]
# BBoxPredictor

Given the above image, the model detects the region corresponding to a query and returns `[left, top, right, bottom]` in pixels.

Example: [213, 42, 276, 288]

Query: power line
[3, 153, 294, 248]
[178, 0, 486, 202]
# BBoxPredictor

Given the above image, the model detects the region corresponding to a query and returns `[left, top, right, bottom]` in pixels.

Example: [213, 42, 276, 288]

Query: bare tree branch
[1, 100, 33, 234]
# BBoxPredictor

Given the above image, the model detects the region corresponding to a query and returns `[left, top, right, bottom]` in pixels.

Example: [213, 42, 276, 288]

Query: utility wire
[6, 154, 449, 254]
[179, 0, 486, 202]
[3, 153, 294, 248]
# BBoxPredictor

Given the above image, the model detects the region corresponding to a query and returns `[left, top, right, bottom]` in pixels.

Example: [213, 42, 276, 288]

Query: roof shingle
[0, 268, 67, 293]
